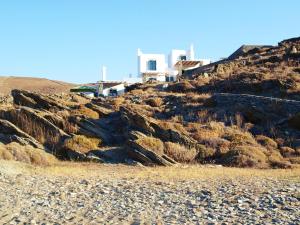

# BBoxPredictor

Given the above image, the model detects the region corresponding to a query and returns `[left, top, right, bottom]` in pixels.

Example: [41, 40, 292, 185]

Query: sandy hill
[0, 76, 75, 95]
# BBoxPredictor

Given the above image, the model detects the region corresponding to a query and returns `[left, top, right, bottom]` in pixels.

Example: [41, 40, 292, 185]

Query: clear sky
[0, 0, 299, 84]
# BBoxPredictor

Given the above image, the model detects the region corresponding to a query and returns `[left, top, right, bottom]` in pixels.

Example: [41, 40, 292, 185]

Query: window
[148, 60, 157, 71]
[179, 55, 187, 61]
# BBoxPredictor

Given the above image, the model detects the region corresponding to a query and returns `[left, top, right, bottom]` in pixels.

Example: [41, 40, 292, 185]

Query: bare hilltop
[0, 76, 74, 95]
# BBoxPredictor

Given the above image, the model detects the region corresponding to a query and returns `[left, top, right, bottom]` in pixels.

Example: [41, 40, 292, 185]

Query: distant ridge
[0, 76, 75, 95]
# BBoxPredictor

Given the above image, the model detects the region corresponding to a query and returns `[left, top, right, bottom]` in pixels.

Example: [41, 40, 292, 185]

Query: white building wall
[137, 50, 166, 77]
[101, 83, 125, 97]
[137, 45, 210, 82]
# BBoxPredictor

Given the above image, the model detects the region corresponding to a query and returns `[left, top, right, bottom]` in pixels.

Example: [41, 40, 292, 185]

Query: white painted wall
[137, 49, 166, 77]
[168, 49, 187, 68]
[101, 83, 125, 97]
[137, 45, 210, 82]
[123, 77, 142, 84]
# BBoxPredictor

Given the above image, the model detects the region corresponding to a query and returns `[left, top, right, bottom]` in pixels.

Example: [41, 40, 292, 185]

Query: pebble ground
[0, 162, 299, 225]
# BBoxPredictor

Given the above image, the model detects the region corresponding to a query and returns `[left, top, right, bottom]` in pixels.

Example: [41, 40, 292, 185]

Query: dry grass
[158, 121, 187, 135]
[185, 93, 211, 103]
[255, 135, 278, 150]
[167, 80, 195, 93]
[280, 147, 296, 157]
[0, 143, 57, 166]
[111, 97, 125, 110]
[72, 105, 99, 119]
[136, 136, 164, 155]
[222, 145, 268, 168]
[164, 142, 197, 163]
[224, 127, 257, 146]
[130, 89, 145, 95]
[63, 135, 101, 154]
[188, 121, 224, 141]
[3, 160, 299, 182]
[3, 110, 61, 147]
[145, 97, 163, 107]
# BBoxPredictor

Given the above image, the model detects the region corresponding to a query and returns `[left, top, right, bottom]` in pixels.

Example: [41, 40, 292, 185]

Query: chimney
[189, 44, 195, 60]
[137, 48, 142, 56]
[101, 66, 107, 81]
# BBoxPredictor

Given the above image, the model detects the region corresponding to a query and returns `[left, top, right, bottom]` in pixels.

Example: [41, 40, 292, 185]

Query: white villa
[137, 45, 211, 82]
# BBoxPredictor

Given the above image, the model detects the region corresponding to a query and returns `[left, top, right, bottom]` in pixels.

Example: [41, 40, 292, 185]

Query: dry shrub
[197, 110, 216, 123]
[204, 138, 231, 155]
[190, 78, 207, 88]
[224, 127, 257, 146]
[222, 145, 268, 168]
[234, 113, 244, 128]
[158, 121, 187, 134]
[196, 145, 216, 161]
[0, 144, 14, 160]
[191, 122, 224, 141]
[111, 97, 125, 110]
[268, 150, 292, 168]
[64, 121, 78, 134]
[4, 110, 61, 147]
[255, 135, 278, 150]
[136, 136, 164, 155]
[56, 110, 70, 118]
[130, 89, 145, 95]
[192, 129, 220, 141]
[185, 93, 210, 103]
[167, 80, 195, 93]
[164, 142, 197, 163]
[0, 142, 57, 165]
[63, 135, 101, 154]
[289, 157, 300, 164]
[145, 98, 163, 107]
[72, 105, 99, 119]
[170, 115, 184, 123]
[280, 147, 295, 157]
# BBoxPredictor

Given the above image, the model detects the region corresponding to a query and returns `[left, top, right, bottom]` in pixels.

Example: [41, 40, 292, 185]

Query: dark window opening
[148, 60, 157, 70]
[179, 55, 187, 61]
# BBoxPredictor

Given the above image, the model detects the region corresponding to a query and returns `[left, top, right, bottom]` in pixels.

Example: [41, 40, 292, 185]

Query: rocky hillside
[0, 37, 299, 169]
[184, 37, 300, 99]
[0, 76, 75, 95]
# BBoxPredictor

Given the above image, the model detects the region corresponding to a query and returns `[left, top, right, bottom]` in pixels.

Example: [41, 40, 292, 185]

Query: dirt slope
[0, 76, 75, 95]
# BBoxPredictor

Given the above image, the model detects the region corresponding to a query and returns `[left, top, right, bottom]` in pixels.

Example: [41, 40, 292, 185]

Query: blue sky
[0, 0, 299, 84]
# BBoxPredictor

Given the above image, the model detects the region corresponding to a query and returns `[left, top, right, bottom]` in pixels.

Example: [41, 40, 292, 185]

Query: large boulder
[126, 131, 177, 166]
[11, 89, 68, 110]
[0, 119, 45, 150]
[120, 106, 200, 148]
[0, 107, 70, 153]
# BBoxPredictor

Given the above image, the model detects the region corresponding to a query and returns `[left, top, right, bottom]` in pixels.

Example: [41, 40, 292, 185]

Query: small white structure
[99, 82, 125, 97]
[101, 66, 107, 81]
[137, 45, 211, 82]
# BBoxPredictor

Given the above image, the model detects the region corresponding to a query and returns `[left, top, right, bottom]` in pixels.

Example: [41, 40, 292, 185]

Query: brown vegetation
[72, 105, 99, 119]
[0, 142, 57, 165]
[63, 135, 101, 154]
[145, 97, 163, 107]
[164, 142, 197, 163]
[135, 136, 164, 155]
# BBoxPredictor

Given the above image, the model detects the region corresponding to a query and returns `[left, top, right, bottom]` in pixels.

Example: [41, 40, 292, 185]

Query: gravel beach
[0, 161, 299, 225]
